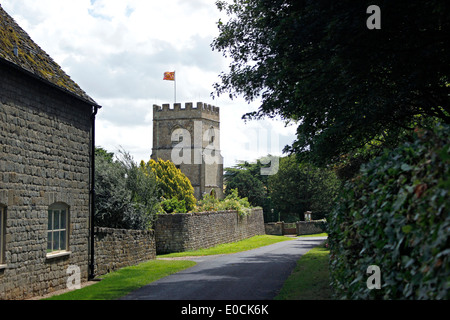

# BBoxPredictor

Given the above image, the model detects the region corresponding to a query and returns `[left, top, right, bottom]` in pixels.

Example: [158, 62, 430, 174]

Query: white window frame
[47, 203, 70, 258]
[0, 205, 6, 268]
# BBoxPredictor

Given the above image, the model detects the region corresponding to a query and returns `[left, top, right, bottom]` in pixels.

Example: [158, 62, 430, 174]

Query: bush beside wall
[328, 124, 449, 299]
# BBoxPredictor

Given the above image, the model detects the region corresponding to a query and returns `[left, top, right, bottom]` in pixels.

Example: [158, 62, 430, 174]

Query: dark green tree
[212, 0, 450, 168]
[225, 161, 267, 204]
[268, 155, 340, 221]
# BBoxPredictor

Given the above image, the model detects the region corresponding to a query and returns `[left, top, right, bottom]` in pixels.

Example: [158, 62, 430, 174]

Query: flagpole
[174, 71, 176, 104]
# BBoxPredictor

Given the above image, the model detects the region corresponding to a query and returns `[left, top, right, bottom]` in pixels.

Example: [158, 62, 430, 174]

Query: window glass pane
[60, 230, 66, 250]
[47, 204, 69, 253]
[0, 208, 3, 239]
[47, 231, 52, 252]
[48, 210, 52, 230]
[60, 210, 66, 229]
[53, 210, 60, 230]
[53, 231, 60, 251]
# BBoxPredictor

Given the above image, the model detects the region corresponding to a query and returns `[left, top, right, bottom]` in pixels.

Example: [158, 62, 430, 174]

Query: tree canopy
[212, 0, 449, 167]
[224, 160, 268, 207]
[268, 155, 340, 221]
[224, 155, 340, 222]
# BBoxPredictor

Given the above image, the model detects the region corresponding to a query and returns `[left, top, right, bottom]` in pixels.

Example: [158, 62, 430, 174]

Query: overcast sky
[2, 0, 297, 168]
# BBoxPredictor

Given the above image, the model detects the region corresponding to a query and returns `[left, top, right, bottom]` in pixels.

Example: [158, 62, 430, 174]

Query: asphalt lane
[120, 236, 327, 300]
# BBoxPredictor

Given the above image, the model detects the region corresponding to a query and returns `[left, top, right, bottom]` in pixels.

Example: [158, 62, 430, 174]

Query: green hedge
[328, 124, 449, 299]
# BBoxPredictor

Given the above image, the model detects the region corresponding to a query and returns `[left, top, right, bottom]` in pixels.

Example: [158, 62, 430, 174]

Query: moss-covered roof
[0, 5, 98, 106]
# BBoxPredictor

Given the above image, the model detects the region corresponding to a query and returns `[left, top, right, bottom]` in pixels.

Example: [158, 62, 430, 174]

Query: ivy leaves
[328, 124, 449, 299]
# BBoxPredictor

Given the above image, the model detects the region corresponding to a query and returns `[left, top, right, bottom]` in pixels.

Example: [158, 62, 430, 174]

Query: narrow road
[120, 236, 327, 300]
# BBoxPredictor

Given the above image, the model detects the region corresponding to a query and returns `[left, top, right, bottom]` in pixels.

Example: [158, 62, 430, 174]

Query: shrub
[196, 189, 253, 216]
[160, 197, 187, 214]
[141, 159, 196, 212]
[328, 124, 449, 299]
[95, 149, 160, 230]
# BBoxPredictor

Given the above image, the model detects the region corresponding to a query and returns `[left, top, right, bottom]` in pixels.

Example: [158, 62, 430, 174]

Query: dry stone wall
[155, 208, 265, 254]
[265, 221, 327, 236]
[94, 227, 156, 276]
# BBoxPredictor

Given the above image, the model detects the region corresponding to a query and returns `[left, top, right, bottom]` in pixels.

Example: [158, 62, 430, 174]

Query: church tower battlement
[153, 102, 220, 122]
[151, 102, 224, 200]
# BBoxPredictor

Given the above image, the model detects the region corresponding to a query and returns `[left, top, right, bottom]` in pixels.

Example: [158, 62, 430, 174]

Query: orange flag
[163, 72, 175, 81]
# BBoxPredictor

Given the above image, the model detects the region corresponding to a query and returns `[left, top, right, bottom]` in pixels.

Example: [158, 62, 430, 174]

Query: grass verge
[158, 235, 293, 258]
[298, 233, 328, 238]
[274, 242, 332, 300]
[46, 234, 326, 300]
[45, 260, 196, 300]
[46, 235, 291, 300]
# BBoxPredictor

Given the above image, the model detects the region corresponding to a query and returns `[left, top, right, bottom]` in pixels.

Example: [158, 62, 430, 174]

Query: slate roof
[0, 5, 99, 106]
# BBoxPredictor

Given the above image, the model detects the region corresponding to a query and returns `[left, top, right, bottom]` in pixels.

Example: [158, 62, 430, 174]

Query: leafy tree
[95, 147, 114, 163]
[212, 0, 450, 168]
[95, 148, 160, 230]
[268, 155, 340, 221]
[140, 159, 196, 212]
[224, 161, 267, 208]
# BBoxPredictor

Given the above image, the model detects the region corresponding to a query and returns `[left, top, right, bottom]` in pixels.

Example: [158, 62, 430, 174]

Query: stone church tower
[151, 102, 224, 200]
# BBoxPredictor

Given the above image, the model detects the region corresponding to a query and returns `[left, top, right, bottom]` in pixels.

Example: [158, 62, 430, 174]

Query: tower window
[172, 128, 186, 145]
[209, 127, 215, 144]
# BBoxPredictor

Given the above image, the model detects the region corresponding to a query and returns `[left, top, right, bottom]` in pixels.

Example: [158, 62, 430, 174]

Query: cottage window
[0, 204, 5, 267]
[47, 203, 69, 257]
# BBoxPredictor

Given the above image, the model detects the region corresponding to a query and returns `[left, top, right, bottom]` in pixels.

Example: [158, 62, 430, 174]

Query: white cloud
[1, 0, 297, 168]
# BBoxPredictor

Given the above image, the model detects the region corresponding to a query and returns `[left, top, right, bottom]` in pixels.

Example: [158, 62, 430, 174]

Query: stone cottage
[0, 5, 101, 300]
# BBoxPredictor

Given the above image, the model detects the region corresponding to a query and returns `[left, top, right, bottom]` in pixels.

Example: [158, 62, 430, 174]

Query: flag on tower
[163, 71, 175, 81]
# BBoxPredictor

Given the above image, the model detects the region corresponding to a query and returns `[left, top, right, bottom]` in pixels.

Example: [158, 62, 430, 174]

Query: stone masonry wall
[0, 62, 92, 300]
[94, 227, 156, 277]
[265, 221, 327, 236]
[264, 222, 284, 236]
[155, 208, 265, 254]
[296, 221, 327, 235]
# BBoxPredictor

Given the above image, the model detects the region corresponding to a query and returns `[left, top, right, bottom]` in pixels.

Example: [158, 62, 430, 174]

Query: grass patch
[46, 234, 326, 300]
[158, 235, 293, 258]
[274, 242, 332, 300]
[45, 260, 196, 300]
[298, 233, 328, 237]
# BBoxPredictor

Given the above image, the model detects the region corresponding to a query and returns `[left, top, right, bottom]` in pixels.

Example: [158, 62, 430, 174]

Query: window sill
[0, 264, 7, 270]
[46, 251, 71, 260]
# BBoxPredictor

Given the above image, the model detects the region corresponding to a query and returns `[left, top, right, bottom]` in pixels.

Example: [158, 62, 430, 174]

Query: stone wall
[296, 221, 327, 235]
[94, 227, 156, 276]
[264, 222, 284, 236]
[155, 208, 265, 254]
[265, 221, 327, 236]
[0, 62, 92, 300]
